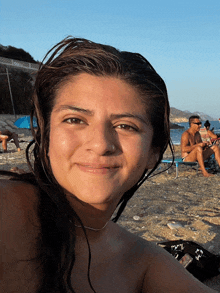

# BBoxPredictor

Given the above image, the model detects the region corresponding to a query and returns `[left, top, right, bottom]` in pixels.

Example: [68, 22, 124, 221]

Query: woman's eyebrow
[53, 105, 94, 115]
[110, 113, 148, 125]
[54, 106, 148, 124]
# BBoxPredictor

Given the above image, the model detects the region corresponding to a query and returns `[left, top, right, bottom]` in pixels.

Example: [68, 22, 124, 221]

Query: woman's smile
[76, 163, 120, 174]
[48, 73, 158, 207]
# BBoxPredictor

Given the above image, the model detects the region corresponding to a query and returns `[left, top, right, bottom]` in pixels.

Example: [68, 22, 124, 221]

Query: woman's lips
[76, 163, 119, 174]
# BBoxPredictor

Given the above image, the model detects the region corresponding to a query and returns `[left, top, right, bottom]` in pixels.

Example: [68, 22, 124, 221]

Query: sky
[1, 0, 219, 119]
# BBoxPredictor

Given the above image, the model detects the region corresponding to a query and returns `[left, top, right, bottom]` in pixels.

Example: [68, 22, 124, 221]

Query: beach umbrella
[14, 116, 37, 129]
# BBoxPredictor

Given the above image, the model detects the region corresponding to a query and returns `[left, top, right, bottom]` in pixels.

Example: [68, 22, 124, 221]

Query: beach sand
[1, 131, 220, 290]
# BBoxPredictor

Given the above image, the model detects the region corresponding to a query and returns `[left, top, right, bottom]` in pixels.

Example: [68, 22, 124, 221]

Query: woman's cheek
[48, 127, 67, 158]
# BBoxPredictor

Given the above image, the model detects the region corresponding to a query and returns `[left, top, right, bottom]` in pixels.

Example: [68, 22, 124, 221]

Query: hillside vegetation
[0, 45, 37, 63]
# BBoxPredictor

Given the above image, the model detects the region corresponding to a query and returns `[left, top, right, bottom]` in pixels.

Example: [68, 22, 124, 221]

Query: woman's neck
[66, 193, 117, 234]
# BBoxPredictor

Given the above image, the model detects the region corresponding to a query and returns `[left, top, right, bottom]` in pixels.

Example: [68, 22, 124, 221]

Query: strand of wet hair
[26, 137, 97, 293]
[112, 140, 174, 223]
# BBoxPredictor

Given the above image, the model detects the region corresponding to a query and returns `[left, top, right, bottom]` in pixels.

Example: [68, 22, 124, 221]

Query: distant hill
[170, 107, 216, 123]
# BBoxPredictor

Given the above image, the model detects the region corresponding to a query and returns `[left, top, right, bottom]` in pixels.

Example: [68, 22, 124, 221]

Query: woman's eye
[116, 124, 138, 132]
[64, 118, 84, 125]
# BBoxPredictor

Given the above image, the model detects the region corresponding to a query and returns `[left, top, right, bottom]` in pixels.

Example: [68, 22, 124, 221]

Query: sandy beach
[1, 115, 220, 290]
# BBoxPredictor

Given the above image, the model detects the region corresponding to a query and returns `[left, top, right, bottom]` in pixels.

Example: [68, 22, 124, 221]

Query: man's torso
[181, 130, 201, 158]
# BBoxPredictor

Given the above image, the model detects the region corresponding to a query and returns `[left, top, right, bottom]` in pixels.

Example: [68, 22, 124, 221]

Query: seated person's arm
[181, 132, 206, 153]
[195, 132, 210, 148]
[207, 130, 218, 140]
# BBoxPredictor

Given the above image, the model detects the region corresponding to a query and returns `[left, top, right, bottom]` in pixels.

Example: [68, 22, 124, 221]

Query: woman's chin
[65, 186, 122, 210]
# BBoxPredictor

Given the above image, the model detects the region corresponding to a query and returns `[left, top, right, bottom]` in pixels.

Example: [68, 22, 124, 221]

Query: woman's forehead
[54, 73, 149, 113]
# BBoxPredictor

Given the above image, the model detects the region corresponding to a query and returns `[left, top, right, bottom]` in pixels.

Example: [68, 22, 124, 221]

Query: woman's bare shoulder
[0, 177, 38, 201]
[112, 223, 168, 270]
[114, 222, 162, 256]
[115, 224, 216, 292]
[0, 177, 39, 226]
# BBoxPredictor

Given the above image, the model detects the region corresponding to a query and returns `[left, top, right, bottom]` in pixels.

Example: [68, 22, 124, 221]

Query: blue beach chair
[161, 158, 198, 178]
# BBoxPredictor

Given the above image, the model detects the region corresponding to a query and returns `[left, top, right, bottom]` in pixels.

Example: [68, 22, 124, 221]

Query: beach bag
[157, 240, 220, 282]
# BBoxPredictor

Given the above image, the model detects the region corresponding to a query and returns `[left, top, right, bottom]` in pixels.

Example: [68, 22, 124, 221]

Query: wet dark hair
[189, 115, 201, 126]
[26, 36, 171, 292]
[204, 120, 210, 128]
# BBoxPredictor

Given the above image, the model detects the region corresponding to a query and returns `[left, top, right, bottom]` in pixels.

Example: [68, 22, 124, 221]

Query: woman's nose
[86, 124, 117, 155]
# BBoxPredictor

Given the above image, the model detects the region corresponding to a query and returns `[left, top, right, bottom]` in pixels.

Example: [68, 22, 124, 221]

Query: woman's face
[49, 73, 158, 209]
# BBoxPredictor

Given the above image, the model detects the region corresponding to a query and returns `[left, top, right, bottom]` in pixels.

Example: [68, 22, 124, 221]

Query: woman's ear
[145, 149, 160, 170]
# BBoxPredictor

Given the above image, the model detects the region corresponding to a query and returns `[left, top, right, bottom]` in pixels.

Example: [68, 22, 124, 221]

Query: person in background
[0, 129, 21, 152]
[1, 37, 217, 293]
[181, 115, 220, 177]
[202, 120, 220, 145]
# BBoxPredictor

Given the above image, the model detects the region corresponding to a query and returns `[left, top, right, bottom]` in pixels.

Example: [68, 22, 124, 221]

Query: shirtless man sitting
[0, 129, 21, 153]
[181, 115, 220, 177]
